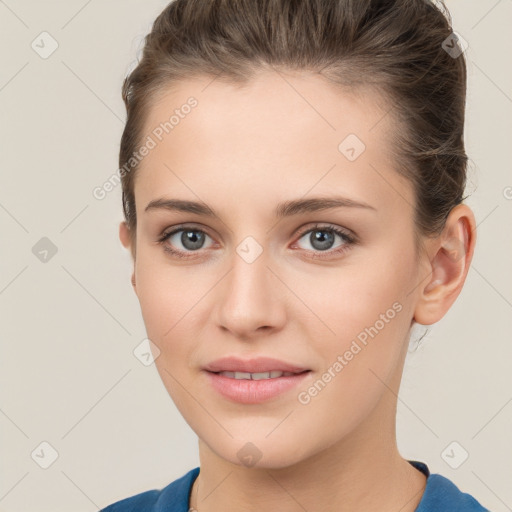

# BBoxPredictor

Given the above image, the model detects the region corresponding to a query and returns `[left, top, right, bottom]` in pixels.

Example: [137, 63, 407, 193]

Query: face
[125, 70, 425, 468]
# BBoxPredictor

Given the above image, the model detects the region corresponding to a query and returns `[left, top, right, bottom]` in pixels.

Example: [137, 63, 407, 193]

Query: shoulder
[99, 467, 200, 512]
[410, 461, 491, 512]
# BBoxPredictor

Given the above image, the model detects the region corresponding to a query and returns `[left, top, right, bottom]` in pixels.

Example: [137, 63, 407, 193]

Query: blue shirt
[100, 460, 490, 511]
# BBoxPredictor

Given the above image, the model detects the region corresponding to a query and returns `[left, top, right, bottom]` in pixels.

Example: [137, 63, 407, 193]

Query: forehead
[134, 70, 411, 218]
[143, 69, 391, 145]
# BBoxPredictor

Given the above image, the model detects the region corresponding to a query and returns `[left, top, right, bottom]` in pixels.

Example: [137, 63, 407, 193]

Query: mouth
[207, 369, 311, 380]
[202, 356, 312, 403]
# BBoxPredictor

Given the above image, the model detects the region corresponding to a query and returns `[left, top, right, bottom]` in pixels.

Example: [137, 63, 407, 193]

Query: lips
[204, 365, 312, 404]
[202, 356, 310, 374]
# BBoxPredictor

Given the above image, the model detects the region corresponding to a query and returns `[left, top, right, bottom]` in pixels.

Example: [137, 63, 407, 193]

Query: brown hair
[119, 0, 468, 258]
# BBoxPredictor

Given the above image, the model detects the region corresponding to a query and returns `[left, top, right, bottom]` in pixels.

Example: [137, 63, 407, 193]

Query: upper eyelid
[296, 223, 354, 238]
[161, 224, 216, 241]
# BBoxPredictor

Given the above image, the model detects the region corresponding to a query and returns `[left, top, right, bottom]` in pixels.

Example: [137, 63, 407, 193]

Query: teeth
[217, 370, 297, 380]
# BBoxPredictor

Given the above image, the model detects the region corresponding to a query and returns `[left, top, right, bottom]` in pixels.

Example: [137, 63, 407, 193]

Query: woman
[102, 0, 490, 510]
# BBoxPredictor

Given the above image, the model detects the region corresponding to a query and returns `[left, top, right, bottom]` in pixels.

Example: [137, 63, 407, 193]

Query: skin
[119, 68, 476, 512]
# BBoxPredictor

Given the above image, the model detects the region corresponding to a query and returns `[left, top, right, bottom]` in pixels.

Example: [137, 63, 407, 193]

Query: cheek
[287, 267, 412, 441]
[135, 250, 203, 336]
[296, 243, 416, 381]
[301, 258, 412, 342]
[134, 257, 205, 409]
[134, 258, 199, 386]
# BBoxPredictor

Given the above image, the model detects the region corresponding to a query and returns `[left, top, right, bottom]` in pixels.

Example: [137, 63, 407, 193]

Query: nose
[212, 243, 287, 340]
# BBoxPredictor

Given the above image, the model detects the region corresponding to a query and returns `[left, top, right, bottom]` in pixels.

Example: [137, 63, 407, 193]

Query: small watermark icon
[133, 338, 161, 366]
[31, 441, 59, 469]
[443, 237, 465, 263]
[32, 237, 58, 263]
[441, 31, 468, 59]
[441, 441, 469, 469]
[338, 133, 366, 161]
[236, 236, 264, 264]
[31, 31, 59, 59]
[237, 442, 263, 467]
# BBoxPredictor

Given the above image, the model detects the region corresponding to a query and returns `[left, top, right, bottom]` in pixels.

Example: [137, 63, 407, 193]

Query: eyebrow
[144, 196, 376, 218]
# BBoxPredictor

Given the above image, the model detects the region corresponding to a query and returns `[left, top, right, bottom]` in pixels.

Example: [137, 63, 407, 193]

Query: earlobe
[413, 205, 476, 325]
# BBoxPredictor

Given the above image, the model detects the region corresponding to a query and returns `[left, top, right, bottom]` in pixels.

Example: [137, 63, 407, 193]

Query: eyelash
[157, 223, 357, 261]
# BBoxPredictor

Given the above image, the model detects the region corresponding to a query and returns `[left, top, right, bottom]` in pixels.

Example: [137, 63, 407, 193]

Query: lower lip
[203, 370, 311, 404]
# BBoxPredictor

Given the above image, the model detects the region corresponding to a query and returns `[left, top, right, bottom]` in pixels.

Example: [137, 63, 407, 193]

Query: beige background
[1, 1, 511, 511]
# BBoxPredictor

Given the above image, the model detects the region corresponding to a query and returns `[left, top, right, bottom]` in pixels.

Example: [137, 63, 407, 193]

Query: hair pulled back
[120, 0, 468, 255]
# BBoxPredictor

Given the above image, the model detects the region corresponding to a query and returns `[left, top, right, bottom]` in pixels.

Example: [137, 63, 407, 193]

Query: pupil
[182, 230, 204, 250]
[311, 230, 334, 251]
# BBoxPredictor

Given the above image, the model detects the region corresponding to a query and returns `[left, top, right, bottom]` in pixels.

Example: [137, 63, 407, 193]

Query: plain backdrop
[1, 1, 511, 511]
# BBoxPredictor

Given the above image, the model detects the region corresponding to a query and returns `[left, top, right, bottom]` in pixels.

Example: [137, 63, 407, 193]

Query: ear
[413, 204, 477, 325]
[119, 221, 137, 292]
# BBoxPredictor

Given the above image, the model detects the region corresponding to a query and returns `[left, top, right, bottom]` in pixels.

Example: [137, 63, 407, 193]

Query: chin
[202, 433, 313, 470]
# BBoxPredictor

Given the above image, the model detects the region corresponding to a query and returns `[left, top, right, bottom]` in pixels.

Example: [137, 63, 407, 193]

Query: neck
[189, 395, 426, 512]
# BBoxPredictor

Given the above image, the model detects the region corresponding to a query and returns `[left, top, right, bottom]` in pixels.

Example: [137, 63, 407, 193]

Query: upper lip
[203, 356, 310, 374]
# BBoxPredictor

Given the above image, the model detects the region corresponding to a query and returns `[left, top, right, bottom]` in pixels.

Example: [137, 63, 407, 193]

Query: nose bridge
[214, 233, 285, 335]
[226, 234, 272, 307]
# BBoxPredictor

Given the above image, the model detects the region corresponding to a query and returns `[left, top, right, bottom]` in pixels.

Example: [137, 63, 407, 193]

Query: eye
[157, 226, 214, 258]
[157, 223, 357, 260]
[293, 224, 356, 259]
